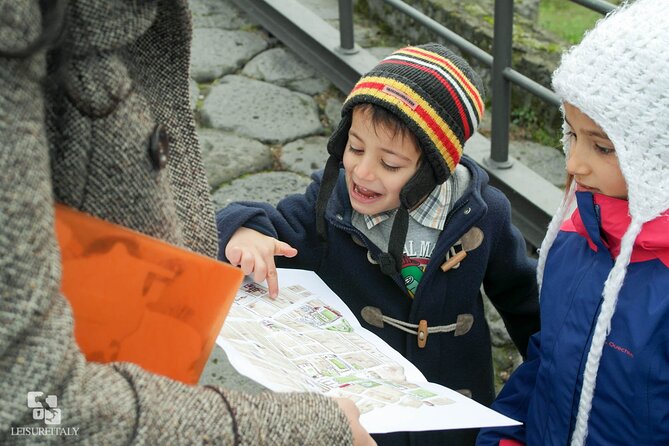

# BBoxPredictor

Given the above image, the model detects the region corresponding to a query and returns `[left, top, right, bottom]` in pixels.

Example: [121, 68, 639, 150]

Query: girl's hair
[0, 0, 67, 59]
[564, 173, 574, 199]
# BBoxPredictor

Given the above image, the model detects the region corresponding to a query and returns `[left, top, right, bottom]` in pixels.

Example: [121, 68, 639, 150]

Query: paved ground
[193, 0, 561, 392]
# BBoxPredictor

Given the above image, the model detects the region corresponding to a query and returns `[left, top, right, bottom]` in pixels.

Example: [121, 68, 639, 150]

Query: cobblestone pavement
[193, 0, 557, 393]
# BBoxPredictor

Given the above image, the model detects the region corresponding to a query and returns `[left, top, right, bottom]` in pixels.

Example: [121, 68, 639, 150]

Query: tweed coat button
[149, 124, 170, 169]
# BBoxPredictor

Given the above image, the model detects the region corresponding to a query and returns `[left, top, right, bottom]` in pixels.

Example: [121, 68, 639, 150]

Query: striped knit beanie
[540, 1, 669, 444]
[316, 43, 484, 275]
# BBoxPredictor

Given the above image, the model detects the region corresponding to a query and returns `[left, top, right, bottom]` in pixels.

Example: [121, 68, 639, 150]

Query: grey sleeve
[0, 2, 352, 444]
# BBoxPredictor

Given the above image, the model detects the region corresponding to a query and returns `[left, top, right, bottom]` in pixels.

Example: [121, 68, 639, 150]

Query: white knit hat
[545, 0, 669, 444]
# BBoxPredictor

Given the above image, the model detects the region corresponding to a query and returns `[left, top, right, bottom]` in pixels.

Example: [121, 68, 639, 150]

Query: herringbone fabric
[0, 1, 351, 444]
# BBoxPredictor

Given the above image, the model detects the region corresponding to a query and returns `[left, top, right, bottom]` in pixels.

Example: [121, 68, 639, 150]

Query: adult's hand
[335, 398, 377, 446]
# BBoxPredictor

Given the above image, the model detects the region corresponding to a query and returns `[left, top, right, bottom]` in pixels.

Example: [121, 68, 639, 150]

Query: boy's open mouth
[352, 183, 381, 201]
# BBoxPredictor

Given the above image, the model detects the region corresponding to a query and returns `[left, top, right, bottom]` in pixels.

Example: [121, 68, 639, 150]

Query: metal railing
[229, 0, 616, 248]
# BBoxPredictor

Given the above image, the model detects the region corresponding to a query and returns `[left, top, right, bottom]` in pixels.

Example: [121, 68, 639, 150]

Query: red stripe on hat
[404, 47, 484, 116]
[379, 59, 472, 138]
[414, 103, 462, 167]
[351, 80, 462, 167]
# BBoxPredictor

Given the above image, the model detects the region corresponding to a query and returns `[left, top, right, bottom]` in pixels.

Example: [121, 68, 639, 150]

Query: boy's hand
[335, 398, 377, 446]
[225, 227, 297, 298]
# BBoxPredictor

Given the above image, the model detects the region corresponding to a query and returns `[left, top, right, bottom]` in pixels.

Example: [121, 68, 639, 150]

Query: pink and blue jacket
[477, 192, 669, 445]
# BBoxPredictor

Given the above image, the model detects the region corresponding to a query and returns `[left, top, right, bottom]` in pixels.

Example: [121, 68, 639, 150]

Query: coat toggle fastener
[361, 306, 474, 348]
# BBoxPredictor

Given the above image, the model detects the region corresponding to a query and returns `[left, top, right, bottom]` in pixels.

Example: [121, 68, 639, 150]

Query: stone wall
[515, 0, 539, 21]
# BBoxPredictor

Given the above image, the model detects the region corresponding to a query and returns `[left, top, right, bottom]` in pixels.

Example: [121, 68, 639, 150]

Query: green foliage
[538, 0, 603, 44]
[462, 2, 487, 17]
[530, 126, 561, 148]
[354, 0, 370, 16]
[510, 105, 561, 148]
[511, 106, 538, 127]
[239, 24, 261, 32]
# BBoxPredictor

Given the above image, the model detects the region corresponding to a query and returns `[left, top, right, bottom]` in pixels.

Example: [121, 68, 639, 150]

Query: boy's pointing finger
[266, 267, 279, 299]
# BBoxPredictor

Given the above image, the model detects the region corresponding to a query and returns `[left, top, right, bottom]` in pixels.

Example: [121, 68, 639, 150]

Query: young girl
[477, 0, 669, 445]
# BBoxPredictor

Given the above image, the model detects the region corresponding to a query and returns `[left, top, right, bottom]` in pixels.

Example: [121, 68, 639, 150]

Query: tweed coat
[0, 0, 352, 444]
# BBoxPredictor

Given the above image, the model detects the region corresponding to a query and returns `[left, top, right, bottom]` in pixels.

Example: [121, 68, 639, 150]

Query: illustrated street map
[216, 269, 520, 433]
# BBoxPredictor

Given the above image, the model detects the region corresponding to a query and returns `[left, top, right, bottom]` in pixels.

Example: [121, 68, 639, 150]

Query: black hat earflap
[327, 112, 352, 158]
[377, 207, 409, 276]
[316, 113, 353, 240]
[400, 161, 438, 210]
[315, 155, 341, 240]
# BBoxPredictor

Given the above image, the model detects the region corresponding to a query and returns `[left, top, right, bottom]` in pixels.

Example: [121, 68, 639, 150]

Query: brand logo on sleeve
[606, 340, 634, 358]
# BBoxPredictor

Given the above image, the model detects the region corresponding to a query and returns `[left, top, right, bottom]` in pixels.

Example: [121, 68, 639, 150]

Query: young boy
[217, 43, 539, 445]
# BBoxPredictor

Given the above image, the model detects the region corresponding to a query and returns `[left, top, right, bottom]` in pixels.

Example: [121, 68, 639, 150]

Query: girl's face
[343, 107, 421, 215]
[564, 103, 628, 199]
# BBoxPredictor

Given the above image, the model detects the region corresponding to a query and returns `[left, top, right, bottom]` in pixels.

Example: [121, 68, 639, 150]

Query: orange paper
[55, 204, 243, 384]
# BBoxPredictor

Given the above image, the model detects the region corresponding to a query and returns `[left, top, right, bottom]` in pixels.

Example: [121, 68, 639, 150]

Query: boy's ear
[327, 113, 352, 159]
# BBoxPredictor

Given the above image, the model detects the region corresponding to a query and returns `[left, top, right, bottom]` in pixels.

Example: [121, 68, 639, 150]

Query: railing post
[337, 0, 358, 54]
[488, 0, 514, 168]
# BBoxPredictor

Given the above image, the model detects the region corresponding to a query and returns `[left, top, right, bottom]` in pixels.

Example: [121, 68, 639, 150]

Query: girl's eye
[348, 145, 363, 155]
[595, 144, 615, 155]
[566, 130, 576, 140]
[381, 161, 400, 172]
